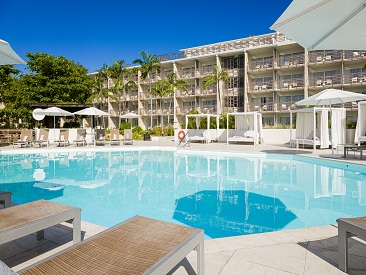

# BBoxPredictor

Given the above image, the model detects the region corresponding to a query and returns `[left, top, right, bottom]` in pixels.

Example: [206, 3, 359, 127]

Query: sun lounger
[110, 129, 121, 145]
[55, 130, 70, 147]
[0, 191, 12, 208]
[13, 129, 32, 148]
[337, 216, 366, 272]
[0, 200, 81, 247]
[95, 129, 106, 146]
[17, 216, 204, 274]
[33, 129, 49, 147]
[74, 128, 87, 146]
[123, 128, 133, 145]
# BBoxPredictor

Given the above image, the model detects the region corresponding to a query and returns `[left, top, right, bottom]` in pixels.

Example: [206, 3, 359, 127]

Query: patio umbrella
[73, 107, 109, 129]
[41, 107, 73, 129]
[270, 0, 366, 50]
[0, 39, 26, 65]
[121, 112, 141, 128]
[296, 88, 366, 155]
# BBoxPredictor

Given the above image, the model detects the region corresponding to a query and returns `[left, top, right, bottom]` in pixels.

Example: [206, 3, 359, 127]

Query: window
[262, 117, 274, 126]
[202, 65, 213, 74]
[279, 116, 290, 125]
[203, 100, 217, 106]
[183, 101, 195, 107]
[227, 77, 240, 89]
[223, 56, 244, 69]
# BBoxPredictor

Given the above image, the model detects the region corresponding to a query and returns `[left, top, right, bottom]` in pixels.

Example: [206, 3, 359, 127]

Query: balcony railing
[181, 69, 196, 78]
[200, 105, 217, 114]
[343, 50, 366, 60]
[309, 75, 342, 87]
[176, 107, 195, 115]
[247, 102, 300, 112]
[200, 86, 217, 95]
[249, 59, 274, 70]
[277, 54, 305, 67]
[275, 78, 305, 90]
[250, 81, 274, 92]
[343, 73, 366, 86]
[309, 50, 343, 63]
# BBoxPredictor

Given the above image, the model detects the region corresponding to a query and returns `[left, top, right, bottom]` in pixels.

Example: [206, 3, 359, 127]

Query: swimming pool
[1, 149, 366, 239]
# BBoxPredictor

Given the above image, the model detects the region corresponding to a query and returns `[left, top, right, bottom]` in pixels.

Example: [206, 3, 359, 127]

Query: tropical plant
[133, 50, 161, 128]
[202, 64, 229, 115]
[109, 60, 137, 126]
[163, 72, 188, 123]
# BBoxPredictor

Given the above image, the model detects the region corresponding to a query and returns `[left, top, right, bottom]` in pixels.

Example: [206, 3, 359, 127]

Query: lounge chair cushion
[0, 261, 18, 275]
[244, 130, 256, 138]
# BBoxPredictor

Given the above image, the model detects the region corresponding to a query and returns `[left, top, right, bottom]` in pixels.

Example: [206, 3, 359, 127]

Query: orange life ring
[178, 130, 186, 141]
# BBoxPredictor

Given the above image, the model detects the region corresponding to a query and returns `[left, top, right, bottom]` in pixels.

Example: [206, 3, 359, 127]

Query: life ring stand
[178, 130, 186, 141]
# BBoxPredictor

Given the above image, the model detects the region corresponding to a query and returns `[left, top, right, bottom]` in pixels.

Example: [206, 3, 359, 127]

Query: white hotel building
[98, 32, 366, 130]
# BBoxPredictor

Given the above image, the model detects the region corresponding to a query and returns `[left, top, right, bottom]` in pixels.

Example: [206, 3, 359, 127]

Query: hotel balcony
[276, 53, 305, 68]
[120, 109, 139, 115]
[343, 73, 366, 86]
[176, 107, 195, 115]
[181, 69, 196, 79]
[109, 110, 120, 117]
[162, 108, 173, 115]
[309, 50, 343, 63]
[200, 86, 217, 96]
[226, 68, 242, 77]
[126, 92, 138, 100]
[249, 59, 274, 71]
[250, 81, 274, 92]
[275, 79, 304, 91]
[200, 67, 214, 77]
[247, 102, 300, 113]
[140, 108, 161, 116]
[140, 92, 157, 100]
[309, 75, 342, 88]
[200, 105, 217, 114]
[343, 50, 366, 60]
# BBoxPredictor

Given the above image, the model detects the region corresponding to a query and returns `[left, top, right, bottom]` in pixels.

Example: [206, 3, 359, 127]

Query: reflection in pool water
[1, 150, 366, 239]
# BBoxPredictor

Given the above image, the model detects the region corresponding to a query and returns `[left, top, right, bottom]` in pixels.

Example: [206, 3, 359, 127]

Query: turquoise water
[1, 149, 366, 239]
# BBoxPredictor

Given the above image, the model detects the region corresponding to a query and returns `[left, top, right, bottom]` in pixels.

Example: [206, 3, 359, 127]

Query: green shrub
[346, 121, 357, 129]
[133, 126, 144, 134]
[119, 122, 131, 131]
[151, 126, 162, 136]
[164, 124, 174, 136]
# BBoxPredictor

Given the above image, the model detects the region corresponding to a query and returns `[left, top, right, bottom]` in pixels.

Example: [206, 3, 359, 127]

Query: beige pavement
[1, 139, 366, 274]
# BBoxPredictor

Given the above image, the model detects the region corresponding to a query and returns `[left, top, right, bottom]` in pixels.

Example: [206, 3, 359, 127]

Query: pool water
[1, 149, 366, 239]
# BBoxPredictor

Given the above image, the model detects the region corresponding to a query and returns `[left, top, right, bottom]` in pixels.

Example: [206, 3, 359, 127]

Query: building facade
[97, 32, 366, 130]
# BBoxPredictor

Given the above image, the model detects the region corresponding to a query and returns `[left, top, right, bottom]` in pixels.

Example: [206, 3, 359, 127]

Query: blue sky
[0, 0, 291, 73]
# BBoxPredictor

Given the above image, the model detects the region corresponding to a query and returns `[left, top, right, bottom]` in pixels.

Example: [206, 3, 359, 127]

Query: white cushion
[244, 130, 256, 138]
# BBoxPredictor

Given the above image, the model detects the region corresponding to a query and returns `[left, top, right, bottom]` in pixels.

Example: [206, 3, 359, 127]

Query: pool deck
[1, 140, 366, 274]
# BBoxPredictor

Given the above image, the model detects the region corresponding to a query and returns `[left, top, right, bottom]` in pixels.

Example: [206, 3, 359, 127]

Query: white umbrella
[0, 39, 26, 65]
[296, 88, 366, 155]
[73, 106, 109, 116]
[41, 107, 73, 129]
[121, 112, 141, 128]
[270, 0, 366, 50]
[73, 107, 109, 129]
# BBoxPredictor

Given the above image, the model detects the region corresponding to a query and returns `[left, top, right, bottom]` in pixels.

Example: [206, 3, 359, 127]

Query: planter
[346, 129, 356, 144]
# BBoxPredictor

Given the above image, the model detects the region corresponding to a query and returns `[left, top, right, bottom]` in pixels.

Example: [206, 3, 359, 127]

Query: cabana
[185, 114, 220, 143]
[290, 107, 346, 150]
[355, 101, 366, 145]
[226, 112, 263, 145]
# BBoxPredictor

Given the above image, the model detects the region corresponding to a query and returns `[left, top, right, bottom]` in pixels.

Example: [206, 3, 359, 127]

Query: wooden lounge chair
[110, 129, 121, 145]
[13, 129, 32, 148]
[0, 200, 81, 247]
[74, 128, 87, 146]
[95, 129, 106, 146]
[55, 130, 70, 147]
[16, 216, 204, 274]
[337, 217, 366, 272]
[33, 129, 49, 148]
[123, 128, 133, 145]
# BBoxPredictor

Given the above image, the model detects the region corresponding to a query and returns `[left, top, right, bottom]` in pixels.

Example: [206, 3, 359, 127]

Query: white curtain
[319, 109, 330, 149]
[295, 112, 313, 139]
[257, 113, 263, 144]
[355, 103, 366, 143]
[235, 115, 245, 131]
[196, 117, 200, 129]
[331, 108, 346, 148]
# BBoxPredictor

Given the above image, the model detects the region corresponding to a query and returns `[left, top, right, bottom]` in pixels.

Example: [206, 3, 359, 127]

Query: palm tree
[96, 64, 117, 128]
[163, 72, 188, 124]
[109, 60, 137, 128]
[150, 80, 170, 131]
[133, 50, 161, 128]
[202, 65, 229, 115]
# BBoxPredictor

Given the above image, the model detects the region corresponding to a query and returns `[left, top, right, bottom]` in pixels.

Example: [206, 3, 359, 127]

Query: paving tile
[220, 257, 295, 275]
[230, 243, 308, 275]
[214, 233, 277, 252]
